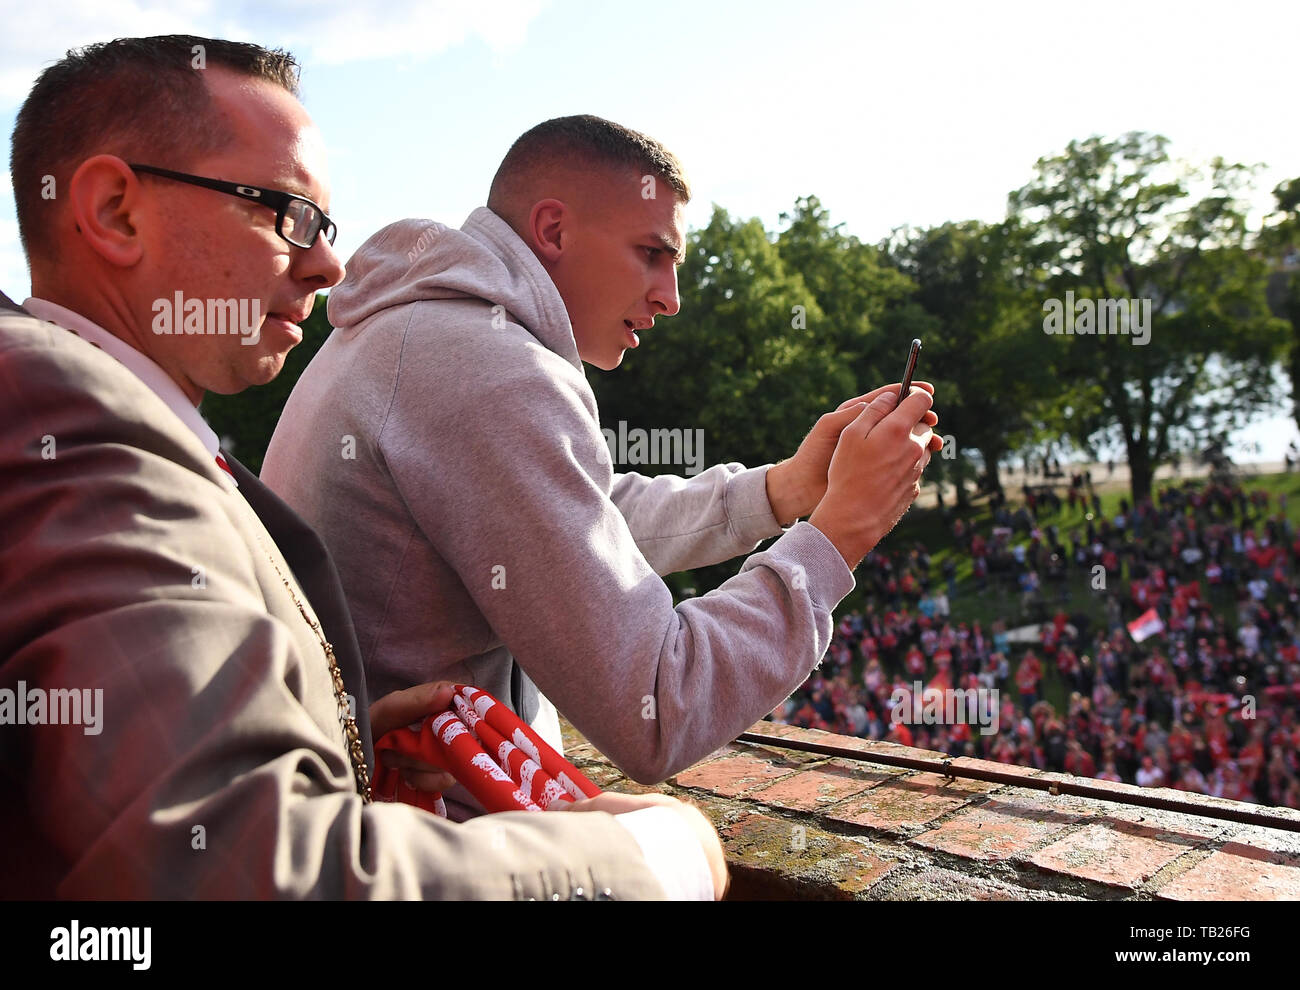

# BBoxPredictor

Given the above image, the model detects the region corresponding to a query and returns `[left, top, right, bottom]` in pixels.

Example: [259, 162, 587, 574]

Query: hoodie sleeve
[383, 331, 855, 784]
[609, 465, 784, 575]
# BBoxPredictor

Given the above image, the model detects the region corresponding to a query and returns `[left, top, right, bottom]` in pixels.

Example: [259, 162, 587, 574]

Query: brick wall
[561, 720, 1300, 900]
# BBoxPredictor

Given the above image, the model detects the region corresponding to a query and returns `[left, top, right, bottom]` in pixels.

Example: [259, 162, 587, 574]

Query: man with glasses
[0, 36, 724, 899]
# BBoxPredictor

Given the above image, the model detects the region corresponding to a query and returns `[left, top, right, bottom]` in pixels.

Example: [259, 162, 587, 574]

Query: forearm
[474, 521, 854, 783]
[611, 463, 784, 574]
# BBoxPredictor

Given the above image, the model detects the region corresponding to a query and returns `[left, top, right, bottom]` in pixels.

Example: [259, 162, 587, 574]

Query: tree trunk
[954, 455, 971, 510]
[1286, 275, 1300, 435]
[1129, 448, 1154, 503]
[983, 445, 1005, 498]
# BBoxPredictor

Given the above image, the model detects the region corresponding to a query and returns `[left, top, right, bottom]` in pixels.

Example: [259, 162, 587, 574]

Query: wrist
[807, 506, 873, 570]
[765, 460, 817, 527]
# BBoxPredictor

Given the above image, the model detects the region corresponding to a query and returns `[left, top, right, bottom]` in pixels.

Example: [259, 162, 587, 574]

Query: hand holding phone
[898, 338, 933, 451]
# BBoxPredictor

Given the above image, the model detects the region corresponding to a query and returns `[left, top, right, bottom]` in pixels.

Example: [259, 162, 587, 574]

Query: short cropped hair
[10, 35, 300, 263]
[488, 114, 691, 215]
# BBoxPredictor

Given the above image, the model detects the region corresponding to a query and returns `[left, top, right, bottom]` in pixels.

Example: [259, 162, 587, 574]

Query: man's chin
[583, 348, 625, 372]
[207, 355, 286, 395]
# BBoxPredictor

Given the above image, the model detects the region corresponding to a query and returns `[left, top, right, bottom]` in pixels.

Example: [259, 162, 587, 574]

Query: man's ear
[527, 198, 568, 264]
[67, 155, 146, 269]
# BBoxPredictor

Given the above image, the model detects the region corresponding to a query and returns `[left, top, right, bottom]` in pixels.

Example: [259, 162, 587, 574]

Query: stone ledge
[562, 719, 1300, 900]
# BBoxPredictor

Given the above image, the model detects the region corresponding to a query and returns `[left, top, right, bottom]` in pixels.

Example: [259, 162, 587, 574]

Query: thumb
[370, 680, 457, 740]
[817, 400, 873, 439]
[849, 390, 898, 438]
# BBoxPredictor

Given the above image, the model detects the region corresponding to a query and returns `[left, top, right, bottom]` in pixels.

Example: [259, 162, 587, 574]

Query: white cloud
[0, 0, 206, 106]
[0, 215, 30, 300]
[0, 0, 548, 108]
[278, 0, 548, 65]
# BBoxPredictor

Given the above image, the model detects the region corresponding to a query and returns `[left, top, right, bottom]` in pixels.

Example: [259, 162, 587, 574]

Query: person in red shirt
[929, 653, 953, 692]
[993, 737, 1018, 764]
[887, 721, 914, 747]
[1057, 645, 1078, 682]
[1237, 727, 1266, 778]
[1015, 651, 1042, 707]
[1205, 715, 1232, 766]
[905, 644, 926, 678]
[1064, 739, 1096, 777]
[1168, 722, 1195, 765]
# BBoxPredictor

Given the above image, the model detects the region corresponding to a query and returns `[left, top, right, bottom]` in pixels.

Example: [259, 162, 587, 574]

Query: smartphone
[899, 338, 922, 402]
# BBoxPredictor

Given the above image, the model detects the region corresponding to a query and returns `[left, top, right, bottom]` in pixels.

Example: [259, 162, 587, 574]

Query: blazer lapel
[220, 451, 376, 769]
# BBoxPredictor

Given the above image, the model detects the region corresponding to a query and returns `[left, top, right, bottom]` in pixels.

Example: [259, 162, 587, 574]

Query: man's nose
[297, 232, 346, 289]
[651, 265, 681, 318]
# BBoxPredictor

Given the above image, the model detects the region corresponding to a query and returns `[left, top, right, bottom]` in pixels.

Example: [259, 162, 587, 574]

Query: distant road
[919, 459, 1290, 509]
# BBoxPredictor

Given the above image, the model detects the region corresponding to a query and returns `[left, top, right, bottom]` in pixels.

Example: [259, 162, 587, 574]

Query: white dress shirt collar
[22, 296, 225, 460]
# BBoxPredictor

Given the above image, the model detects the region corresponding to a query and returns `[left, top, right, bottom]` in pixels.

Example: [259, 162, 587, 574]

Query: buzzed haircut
[488, 114, 691, 222]
[10, 35, 300, 264]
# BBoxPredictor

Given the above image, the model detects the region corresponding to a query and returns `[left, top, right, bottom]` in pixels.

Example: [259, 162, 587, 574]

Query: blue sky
[2, 0, 1297, 458]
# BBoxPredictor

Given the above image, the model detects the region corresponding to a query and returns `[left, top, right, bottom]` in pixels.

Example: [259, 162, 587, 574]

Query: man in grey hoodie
[262, 115, 942, 802]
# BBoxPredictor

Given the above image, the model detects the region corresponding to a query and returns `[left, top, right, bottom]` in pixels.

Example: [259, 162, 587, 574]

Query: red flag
[1127, 607, 1164, 643]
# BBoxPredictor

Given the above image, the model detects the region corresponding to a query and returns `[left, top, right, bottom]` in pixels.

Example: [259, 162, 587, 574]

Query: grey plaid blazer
[0, 292, 663, 899]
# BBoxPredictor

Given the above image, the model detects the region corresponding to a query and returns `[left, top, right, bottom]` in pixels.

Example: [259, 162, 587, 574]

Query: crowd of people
[775, 475, 1300, 809]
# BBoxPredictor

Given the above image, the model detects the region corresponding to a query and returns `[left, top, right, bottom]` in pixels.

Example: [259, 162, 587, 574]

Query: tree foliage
[1007, 132, 1288, 500]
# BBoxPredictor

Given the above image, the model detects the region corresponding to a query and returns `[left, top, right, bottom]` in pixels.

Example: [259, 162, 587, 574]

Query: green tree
[773, 194, 913, 388]
[1260, 177, 1300, 432]
[1008, 132, 1288, 501]
[879, 219, 1050, 504]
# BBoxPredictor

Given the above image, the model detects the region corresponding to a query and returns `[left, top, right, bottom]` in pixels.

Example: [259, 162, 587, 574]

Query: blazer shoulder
[0, 312, 219, 484]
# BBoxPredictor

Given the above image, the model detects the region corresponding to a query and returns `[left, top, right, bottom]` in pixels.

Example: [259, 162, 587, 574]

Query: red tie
[215, 453, 235, 479]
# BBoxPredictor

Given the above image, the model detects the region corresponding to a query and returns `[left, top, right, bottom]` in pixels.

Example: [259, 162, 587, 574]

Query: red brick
[912, 797, 1091, 862]
[1156, 843, 1300, 901]
[908, 770, 1000, 795]
[744, 721, 804, 740]
[718, 811, 902, 899]
[745, 720, 950, 766]
[673, 753, 800, 797]
[748, 758, 895, 811]
[721, 810, 794, 843]
[1222, 823, 1300, 857]
[1101, 805, 1230, 841]
[952, 756, 1044, 779]
[1037, 770, 1144, 795]
[875, 866, 1059, 901]
[839, 846, 900, 895]
[825, 774, 979, 832]
[1028, 821, 1189, 888]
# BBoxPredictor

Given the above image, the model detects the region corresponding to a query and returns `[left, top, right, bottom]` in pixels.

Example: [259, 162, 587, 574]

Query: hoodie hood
[327, 207, 582, 370]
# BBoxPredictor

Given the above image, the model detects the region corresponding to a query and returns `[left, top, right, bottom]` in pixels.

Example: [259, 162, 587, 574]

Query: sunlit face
[135, 68, 345, 400]
[545, 175, 685, 371]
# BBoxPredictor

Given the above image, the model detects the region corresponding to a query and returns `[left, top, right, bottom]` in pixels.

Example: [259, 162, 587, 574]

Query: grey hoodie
[262, 208, 855, 786]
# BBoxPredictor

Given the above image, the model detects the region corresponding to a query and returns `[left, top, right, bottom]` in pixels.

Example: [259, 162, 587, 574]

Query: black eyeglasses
[128, 164, 338, 249]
